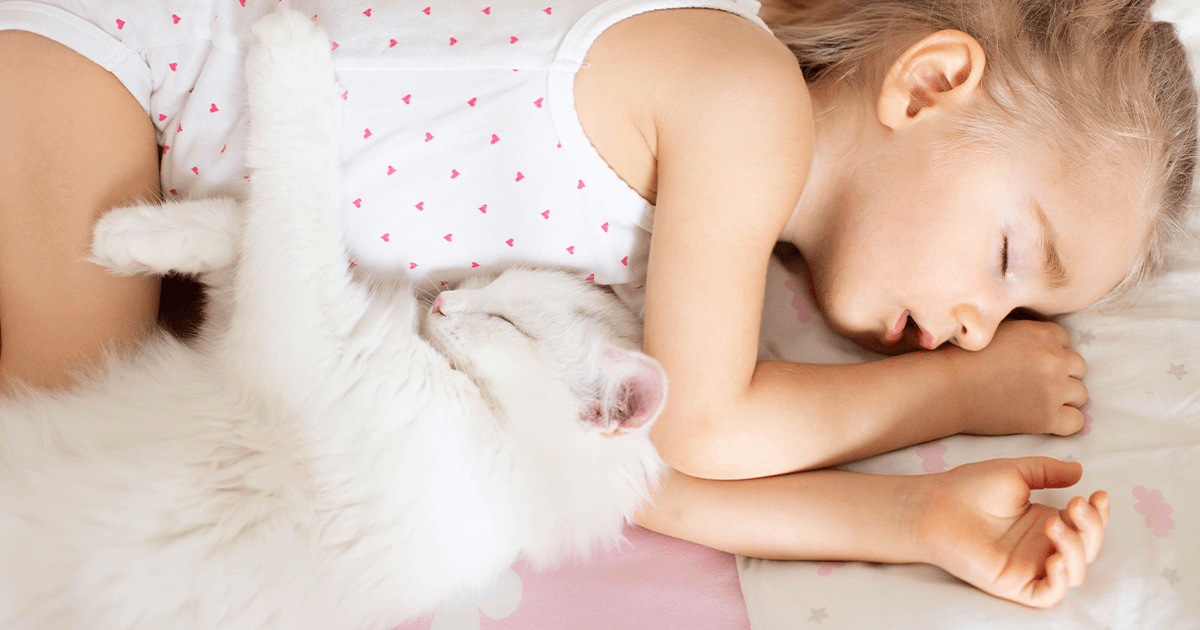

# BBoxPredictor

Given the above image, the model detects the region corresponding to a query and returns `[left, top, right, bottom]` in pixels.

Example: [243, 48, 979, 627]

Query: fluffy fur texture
[0, 9, 666, 629]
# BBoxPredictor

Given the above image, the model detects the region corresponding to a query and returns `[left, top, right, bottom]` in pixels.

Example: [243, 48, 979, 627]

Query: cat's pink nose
[431, 294, 446, 315]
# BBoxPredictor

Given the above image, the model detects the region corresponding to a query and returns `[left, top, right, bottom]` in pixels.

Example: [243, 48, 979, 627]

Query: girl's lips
[884, 310, 909, 344]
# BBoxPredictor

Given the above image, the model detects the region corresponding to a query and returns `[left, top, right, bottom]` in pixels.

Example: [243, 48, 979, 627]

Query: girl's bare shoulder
[575, 7, 811, 206]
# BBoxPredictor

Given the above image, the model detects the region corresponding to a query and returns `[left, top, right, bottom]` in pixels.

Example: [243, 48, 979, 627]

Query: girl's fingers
[1091, 491, 1111, 527]
[1029, 552, 1069, 609]
[1060, 496, 1105, 563]
[1047, 515, 1087, 587]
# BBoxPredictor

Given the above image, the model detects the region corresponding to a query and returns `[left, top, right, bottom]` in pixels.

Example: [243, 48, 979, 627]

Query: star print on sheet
[808, 607, 829, 624]
[1076, 329, 1095, 345]
[1161, 567, 1182, 586]
[1167, 364, 1188, 380]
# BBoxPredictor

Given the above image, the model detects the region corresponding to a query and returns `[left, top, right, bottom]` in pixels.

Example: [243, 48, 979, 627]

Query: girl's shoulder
[576, 7, 812, 205]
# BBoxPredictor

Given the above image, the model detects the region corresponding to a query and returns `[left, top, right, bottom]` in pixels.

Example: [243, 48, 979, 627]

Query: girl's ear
[587, 346, 668, 438]
[877, 29, 986, 130]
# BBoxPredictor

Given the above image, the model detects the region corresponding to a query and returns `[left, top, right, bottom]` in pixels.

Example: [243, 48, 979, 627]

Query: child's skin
[0, 1, 1126, 608]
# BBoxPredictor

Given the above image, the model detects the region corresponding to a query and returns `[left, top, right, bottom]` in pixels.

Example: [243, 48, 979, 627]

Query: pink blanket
[396, 526, 750, 630]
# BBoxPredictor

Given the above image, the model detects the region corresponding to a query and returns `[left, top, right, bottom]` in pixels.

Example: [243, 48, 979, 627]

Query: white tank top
[0, 0, 772, 303]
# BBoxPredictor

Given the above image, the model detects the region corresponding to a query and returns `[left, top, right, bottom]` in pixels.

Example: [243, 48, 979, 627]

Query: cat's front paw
[246, 6, 335, 82]
[91, 200, 239, 276]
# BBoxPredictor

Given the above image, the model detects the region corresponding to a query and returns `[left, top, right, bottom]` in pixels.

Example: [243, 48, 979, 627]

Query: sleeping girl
[0, 0, 1194, 610]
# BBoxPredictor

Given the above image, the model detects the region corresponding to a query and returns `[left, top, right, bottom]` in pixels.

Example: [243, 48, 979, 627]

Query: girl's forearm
[660, 351, 967, 480]
[633, 466, 927, 564]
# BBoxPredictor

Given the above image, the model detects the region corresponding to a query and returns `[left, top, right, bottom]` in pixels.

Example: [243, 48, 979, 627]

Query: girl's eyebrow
[1034, 200, 1070, 290]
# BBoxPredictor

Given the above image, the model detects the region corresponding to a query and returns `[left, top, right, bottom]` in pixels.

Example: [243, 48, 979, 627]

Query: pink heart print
[169, 62, 178, 71]
[505, 239, 515, 247]
[172, 14, 180, 24]
[483, 6, 491, 14]
[402, 94, 411, 104]
[566, 246, 575, 254]
[915, 441, 948, 473]
[415, 201, 424, 211]
[468, 97, 477, 107]
[577, 179, 586, 189]
[510, 36, 519, 44]
[363, 8, 372, 17]
[621, 256, 629, 266]
[444, 234, 452, 242]
[389, 39, 398, 48]
[534, 98, 544, 108]
[352, 198, 362, 208]
[381, 233, 390, 242]
[409, 262, 418, 269]
[545, 7, 553, 14]
[601, 222, 609, 232]
[422, 6, 431, 15]
[158, 114, 167, 122]
[387, 166, 396, 175]
[449, 37, 457, 46]
[363, 128, 372, 139]
[783, 279, 814, 323]
[116, 18, 125, 29]
[541, 210, 550, 219]
[471, 262, 480, 268]
[1132, 486, 1175, 538]
[210, 103, 219, 113]
[478, 204, 488, 214]
[425, 132, 434, 142]
[450, 169, 460, 179]
[515, 172, 525, 182]
[331, 42, 339, 51]
[585, 274, 595, 282]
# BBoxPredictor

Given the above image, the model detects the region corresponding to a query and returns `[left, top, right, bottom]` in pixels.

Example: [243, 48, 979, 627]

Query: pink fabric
[396, 526, 750, 630]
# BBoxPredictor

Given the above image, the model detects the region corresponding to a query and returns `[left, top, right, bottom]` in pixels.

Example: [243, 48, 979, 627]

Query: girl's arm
[0, 31, 161, 392]
[593, 10, 1082, 481]
[634, 458, 1110, 609]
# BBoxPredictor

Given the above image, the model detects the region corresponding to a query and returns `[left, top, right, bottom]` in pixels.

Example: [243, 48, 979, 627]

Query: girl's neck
[780, 81, 875, 259]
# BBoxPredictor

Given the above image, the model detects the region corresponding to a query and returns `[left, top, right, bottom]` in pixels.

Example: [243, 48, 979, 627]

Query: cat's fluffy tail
[90, 197, 241, 276]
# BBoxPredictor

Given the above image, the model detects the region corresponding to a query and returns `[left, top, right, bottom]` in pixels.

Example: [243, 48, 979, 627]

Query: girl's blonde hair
[770, 0, 1198, 305]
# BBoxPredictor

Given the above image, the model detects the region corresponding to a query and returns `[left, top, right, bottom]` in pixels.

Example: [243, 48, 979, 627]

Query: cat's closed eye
[488, 313, 535, 339]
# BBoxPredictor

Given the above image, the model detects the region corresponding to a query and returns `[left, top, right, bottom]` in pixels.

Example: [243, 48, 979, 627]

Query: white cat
[0, 8, 667, 629]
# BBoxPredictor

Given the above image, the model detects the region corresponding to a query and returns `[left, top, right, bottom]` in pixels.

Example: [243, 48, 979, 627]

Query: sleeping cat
[0, 8, 667, 629]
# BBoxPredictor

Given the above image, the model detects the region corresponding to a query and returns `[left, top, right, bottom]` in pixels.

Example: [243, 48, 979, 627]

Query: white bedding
[737, 2, 1200, 627]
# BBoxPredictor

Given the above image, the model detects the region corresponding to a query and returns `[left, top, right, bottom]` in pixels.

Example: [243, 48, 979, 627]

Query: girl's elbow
[648, 408, 740, 480]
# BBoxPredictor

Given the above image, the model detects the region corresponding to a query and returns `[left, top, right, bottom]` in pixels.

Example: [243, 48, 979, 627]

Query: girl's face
[806, 134, 1146, 354]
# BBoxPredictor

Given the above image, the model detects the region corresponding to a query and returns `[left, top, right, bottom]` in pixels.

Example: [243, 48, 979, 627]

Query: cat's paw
[246, 6, 335, 82]
[91, 200, 239, 276]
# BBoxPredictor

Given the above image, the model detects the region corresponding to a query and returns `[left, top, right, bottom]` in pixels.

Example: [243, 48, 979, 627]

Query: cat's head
[420, 268, 667, 565]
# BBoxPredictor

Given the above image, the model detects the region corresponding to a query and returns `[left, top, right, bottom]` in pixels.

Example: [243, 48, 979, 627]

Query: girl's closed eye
[1000, 235, 1010, 277]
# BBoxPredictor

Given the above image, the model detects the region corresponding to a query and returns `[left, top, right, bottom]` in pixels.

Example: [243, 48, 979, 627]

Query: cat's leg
[90, 198, 240, 276]
[230, 8, 409, 400]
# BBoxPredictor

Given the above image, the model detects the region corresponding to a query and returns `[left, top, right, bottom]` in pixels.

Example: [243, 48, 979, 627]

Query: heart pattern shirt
[0, 0, 769, 305]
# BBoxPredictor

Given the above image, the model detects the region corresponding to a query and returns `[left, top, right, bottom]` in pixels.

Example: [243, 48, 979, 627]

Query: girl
[1, 0, 1194, 609]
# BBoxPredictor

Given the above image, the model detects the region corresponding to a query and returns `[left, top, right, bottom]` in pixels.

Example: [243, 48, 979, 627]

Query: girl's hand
[951, 319, 1089, 436]
[916, 457, 1110, 608]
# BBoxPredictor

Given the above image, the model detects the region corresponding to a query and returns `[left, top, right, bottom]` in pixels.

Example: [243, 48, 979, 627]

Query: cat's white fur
[0, 9, 667, 629]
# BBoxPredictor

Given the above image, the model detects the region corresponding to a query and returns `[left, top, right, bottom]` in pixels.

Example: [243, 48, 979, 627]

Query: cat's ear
[587, 346, 667, 438]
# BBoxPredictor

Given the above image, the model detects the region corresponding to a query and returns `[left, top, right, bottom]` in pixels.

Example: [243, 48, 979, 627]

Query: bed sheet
[737, 3, 1200, 626]
[393, 525, 751, 630]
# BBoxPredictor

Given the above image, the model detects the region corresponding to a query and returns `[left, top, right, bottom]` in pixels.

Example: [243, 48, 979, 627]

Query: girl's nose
[950, 304, 995, 351]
